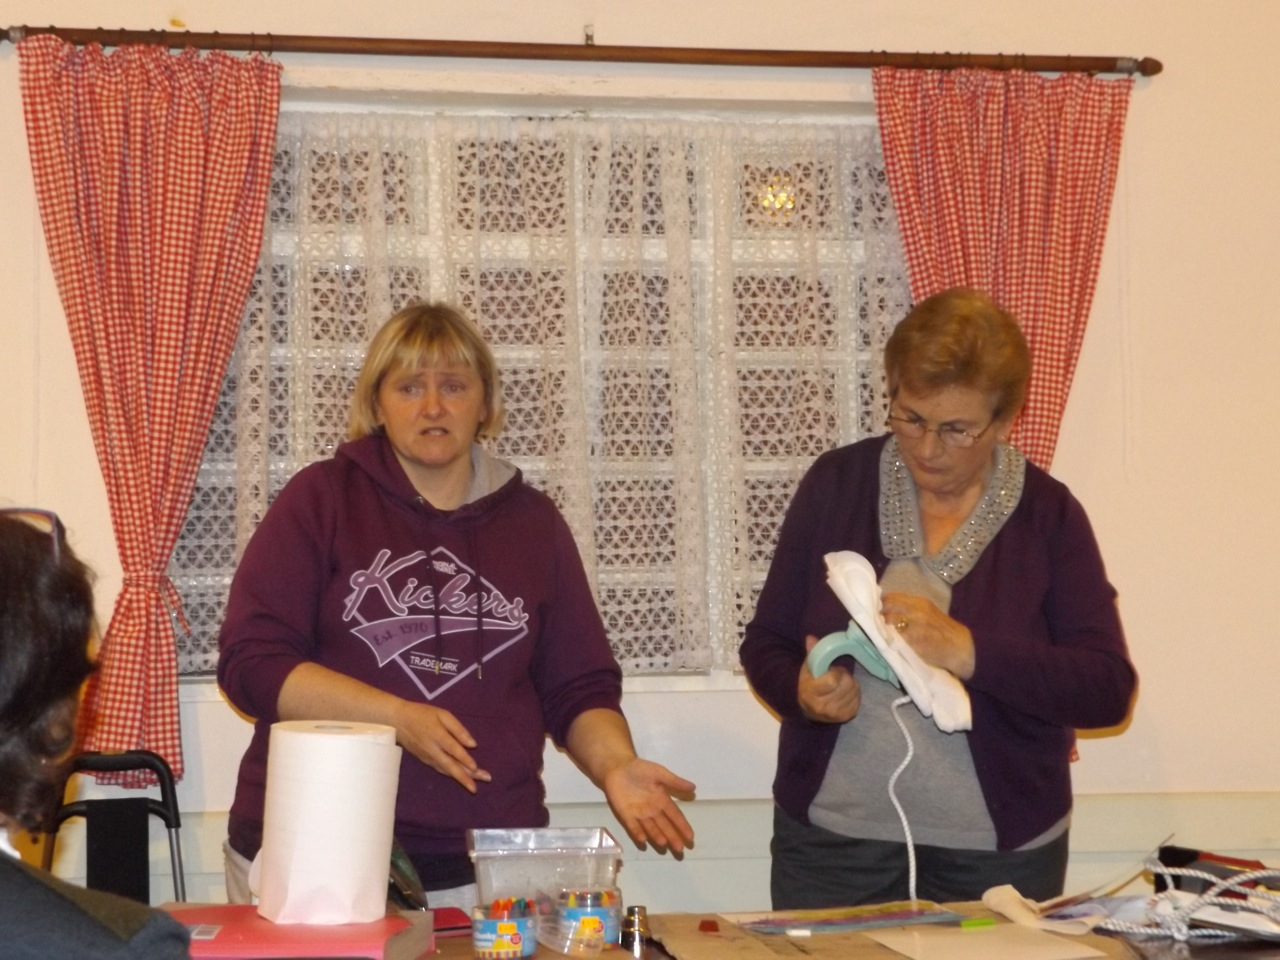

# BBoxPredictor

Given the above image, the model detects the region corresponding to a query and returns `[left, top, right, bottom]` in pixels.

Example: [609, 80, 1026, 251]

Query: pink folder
[165, 903, 433, 959]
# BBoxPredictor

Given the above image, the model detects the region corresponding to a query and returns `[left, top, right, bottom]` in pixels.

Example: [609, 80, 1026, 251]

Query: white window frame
[170, 71, 908, 696]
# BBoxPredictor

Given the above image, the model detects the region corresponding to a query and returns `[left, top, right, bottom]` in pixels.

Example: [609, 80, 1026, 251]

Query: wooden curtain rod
[3, 26, 1163, 77]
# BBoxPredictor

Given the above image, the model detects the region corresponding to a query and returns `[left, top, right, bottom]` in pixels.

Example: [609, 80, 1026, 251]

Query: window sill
[179, 669, 751, 702]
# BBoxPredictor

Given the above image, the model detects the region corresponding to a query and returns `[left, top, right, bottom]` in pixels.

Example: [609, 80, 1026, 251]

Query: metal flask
[619, 904, 651, 956]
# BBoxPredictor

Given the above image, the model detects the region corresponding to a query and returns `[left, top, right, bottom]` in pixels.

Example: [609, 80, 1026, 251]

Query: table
[429, 909, 1129, 959]
[1123, 941, 1280, 960]
[429, 911, 1280, 959]
[430, 933, 669, 958]
[649, 910, 1136, 960]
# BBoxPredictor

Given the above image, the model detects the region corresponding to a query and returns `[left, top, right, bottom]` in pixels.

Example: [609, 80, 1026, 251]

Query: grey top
[810, 437, 1066, 851]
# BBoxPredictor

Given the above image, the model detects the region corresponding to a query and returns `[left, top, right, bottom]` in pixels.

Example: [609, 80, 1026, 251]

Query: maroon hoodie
[218, 434, 622, 874]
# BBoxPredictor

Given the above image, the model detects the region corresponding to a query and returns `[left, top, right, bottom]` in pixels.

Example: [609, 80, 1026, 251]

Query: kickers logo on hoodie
[344, 546, 528, 699]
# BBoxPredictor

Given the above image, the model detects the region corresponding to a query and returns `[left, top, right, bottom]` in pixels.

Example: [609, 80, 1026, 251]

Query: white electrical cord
[876, 687, 1280, 943]
[887, 694, 919, 903]
[1096, 858, 1280, 942]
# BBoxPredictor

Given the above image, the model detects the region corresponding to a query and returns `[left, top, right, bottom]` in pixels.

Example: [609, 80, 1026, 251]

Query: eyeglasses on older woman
[886, 413, 995, 449]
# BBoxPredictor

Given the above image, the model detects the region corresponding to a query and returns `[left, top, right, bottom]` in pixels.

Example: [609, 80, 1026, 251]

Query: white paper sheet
[864, 923, 1107, 960]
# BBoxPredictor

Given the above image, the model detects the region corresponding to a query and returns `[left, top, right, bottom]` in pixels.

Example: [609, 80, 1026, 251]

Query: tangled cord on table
[1095, 858, 1280, 942]
[881, 700, 1279, 944]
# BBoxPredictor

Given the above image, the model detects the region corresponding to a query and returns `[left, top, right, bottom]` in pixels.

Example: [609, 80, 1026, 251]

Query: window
[170, 111, 910, 676]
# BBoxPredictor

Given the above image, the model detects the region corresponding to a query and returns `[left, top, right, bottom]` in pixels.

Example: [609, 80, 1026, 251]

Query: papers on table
[864, 923, 1108, 960]
[647, 911, 1127, 960]
[723, 900, 964, 936]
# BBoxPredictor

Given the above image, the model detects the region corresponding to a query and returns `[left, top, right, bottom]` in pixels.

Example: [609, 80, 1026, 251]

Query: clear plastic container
[548, 887, 621, 953]
[536, 914, 606, 957]
[467, 828, 622, 906]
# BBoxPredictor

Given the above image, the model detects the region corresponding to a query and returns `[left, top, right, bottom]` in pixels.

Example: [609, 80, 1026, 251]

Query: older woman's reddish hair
[884, 286, 1031, 420]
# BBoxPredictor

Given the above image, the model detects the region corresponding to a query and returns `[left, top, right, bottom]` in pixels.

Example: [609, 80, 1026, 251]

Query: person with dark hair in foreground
[0, 508, 191, 959]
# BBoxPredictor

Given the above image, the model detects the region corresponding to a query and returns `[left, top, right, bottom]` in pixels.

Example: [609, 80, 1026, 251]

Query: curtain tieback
[121, 570, 193, 636]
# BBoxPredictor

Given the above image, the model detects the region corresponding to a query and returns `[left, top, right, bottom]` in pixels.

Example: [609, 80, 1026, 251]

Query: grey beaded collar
[878, 435, 1026, 585]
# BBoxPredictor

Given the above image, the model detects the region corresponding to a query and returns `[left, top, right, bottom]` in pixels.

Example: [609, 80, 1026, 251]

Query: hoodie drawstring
[419, 498, 445, 676]
[470, 526, 484, 681]
[417, 497, 485, 681]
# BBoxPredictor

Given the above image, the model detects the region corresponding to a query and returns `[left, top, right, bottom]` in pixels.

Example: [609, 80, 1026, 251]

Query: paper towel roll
[251, 720, 402, 924]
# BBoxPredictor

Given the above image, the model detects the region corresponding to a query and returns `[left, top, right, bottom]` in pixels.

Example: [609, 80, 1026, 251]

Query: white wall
[3, 0, 1279, 912]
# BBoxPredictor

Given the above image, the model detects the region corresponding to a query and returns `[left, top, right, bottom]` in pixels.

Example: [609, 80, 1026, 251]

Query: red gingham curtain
[873, 68, 1131, 469]
[18, 35, 281, 783]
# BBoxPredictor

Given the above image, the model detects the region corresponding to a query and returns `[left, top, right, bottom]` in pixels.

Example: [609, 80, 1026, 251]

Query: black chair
[42, 749, 187, 903]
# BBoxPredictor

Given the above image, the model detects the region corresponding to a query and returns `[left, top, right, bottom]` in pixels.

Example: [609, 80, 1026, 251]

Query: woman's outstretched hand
[601, 758, 696, 855]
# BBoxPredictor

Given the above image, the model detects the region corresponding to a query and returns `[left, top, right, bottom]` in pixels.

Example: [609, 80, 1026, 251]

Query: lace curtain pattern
[874, 67, 1132, 469]
[171, 111, 911, 676]
[18, 35, 281, 781]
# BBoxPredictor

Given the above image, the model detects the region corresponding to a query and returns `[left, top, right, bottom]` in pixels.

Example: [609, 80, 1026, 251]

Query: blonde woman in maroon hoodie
[219, 303, 695, 910]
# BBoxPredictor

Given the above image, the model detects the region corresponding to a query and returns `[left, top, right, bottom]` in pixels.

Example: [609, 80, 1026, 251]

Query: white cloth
[823, 550, 972, 732]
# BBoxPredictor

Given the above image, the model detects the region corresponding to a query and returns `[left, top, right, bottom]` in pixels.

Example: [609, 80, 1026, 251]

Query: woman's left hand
[879, 592, 976, 680]
[565, 708, 696, 855]
[601, 759, 697, 855]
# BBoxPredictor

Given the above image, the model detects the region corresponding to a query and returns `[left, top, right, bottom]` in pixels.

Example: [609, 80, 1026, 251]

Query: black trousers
[771, 805, 1069, 909]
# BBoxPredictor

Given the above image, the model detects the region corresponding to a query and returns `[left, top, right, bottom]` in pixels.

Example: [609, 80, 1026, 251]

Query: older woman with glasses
[740, 286, 1137, 909]
[0, 510, 191, 958]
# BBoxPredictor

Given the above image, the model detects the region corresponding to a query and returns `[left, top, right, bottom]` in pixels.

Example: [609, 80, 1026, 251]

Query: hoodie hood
[336, 433, 521, 522]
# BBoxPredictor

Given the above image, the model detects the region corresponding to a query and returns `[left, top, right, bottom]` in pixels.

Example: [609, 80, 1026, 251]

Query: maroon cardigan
[739, 434, 1136, 850]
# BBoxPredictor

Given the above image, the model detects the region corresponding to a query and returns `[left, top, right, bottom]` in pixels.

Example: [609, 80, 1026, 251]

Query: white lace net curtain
[172, 111, 911, 675]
